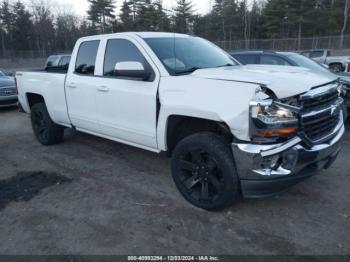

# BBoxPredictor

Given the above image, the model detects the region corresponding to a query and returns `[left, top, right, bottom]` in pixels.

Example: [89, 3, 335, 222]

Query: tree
[31, 0, 55, 54]
[12, 1, 33, 51]
[152, 0, 171, 31]
[341, 0, 350, 48]
[55, 13, 80, 50]
[173, 0, 195, 33]
[0, 0, 14, 50]
[120, 0, 134, 31]
[87, 0, 116, 33]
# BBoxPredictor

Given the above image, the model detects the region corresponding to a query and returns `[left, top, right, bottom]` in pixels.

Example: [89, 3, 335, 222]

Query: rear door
[65, 40, 101, 132]
[93, 36, 160, 149]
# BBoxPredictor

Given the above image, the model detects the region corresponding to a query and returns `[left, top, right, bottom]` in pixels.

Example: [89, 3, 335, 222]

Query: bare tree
[340, 0, 350, 48]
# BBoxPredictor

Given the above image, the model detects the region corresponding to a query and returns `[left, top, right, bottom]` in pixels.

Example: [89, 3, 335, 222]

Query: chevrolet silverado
[16, 33, 345, 210]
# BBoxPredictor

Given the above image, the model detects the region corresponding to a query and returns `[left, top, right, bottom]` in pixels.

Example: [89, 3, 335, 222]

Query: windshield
[0, 71, 6, 77]
[144, 37, 238, 75]
[285, 53, 333, 75]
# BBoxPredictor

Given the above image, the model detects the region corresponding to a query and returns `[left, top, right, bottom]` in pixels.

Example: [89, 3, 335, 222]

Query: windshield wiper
[175, 67, 203, 75]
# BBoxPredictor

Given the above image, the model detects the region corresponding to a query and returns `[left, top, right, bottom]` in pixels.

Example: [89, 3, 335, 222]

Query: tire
[171, 132, 240, 211]
[30, 103, 64, 146]
[329, 64, 344, 73]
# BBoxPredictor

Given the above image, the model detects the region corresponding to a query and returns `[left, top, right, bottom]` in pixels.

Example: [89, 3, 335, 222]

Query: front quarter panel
[157, 76, 259, 151]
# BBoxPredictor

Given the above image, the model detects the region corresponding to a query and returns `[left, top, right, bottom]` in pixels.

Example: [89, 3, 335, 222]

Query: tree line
[1, 0, 350, 54]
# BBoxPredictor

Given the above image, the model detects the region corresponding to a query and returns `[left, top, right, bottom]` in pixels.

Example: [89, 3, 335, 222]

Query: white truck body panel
[16, 32, 338, 153]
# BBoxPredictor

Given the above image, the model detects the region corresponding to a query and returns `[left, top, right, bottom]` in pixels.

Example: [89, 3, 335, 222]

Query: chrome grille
[299, 83, 342, 144]
[0, 87, 16, 96]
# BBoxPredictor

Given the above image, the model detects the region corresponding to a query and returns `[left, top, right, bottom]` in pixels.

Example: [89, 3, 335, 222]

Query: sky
[21, 0, 216, 16]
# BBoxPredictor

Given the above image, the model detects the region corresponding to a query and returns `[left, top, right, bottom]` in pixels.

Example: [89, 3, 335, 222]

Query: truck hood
[0, 77, 15, 88]
[191, 65, 338, 98]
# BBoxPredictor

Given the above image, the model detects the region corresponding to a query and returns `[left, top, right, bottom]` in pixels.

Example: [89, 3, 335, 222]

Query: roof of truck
[79, 32, 191, 42]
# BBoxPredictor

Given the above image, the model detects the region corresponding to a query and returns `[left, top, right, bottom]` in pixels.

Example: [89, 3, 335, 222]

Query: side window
[232, 54, 258, 65]
[260, 55, 291, 66]
[310, 51, 324, 58]
[301, 52, 310, 58]
[58, 56, 71, 67]
[75, 41, 100, 75]
[103, 39, 153, 79]
[46, 56, 58, 67]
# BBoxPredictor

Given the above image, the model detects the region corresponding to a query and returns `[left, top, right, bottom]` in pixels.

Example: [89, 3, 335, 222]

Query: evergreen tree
[12, 1, 33, 51]
[87, 0, 117, 33]
[0, 0, 14, 49]
[173, 0, 195, 33]
[250, 0, 264, 39]
[120, 0, 134, 31]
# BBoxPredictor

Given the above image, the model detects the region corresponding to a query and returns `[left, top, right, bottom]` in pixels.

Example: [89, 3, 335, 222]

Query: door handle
[67, 82, 77, 88]
[97, 86, 110, 92]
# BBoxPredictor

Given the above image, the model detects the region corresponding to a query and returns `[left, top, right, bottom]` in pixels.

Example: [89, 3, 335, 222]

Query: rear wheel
[171, 132, 240, 211]
[31, 103, 64, 145]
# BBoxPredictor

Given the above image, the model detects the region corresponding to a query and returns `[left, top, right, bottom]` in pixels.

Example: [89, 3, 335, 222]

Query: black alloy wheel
[31, 103, 64, 146]
[171, 132, 239, 211]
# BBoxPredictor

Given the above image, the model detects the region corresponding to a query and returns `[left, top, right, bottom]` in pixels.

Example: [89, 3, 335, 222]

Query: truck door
[94, 37, 160, 149]
[65, 40, 101, 133]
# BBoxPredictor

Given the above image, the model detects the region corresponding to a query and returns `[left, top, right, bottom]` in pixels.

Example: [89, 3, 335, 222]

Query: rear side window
[46, 56, 58, 67]
[103, 39, 152, 78]
[301, 52, 311, 58]
[310, 51, 324, 58]
[59, 56, 71, 67]
[232, 54, 258, 65]
[260, 55, 291, 66]
[75, 41, 100, 75]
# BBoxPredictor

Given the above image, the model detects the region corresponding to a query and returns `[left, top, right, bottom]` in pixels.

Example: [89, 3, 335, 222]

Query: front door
[94, 37, 160, 149]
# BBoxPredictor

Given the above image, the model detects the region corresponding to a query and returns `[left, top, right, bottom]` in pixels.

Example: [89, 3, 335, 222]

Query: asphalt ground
[0, 107, 349, 255]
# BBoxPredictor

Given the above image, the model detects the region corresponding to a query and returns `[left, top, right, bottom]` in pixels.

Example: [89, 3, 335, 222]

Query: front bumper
[0, 95, 18, 108]
[232, 124, 345, 198]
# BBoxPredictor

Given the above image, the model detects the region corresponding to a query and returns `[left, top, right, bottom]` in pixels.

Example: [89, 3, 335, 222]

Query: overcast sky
[21, 0, 217, 16]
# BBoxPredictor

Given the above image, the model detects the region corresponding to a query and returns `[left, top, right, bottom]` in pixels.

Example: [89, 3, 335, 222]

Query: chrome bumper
[232, 123, 345, 181]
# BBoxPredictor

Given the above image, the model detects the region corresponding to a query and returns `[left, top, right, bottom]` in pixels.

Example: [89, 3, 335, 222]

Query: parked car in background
[300, 49, 350, 73]
[16, 33, 345, 210]
[45, 54, 71, 71]
[0, 69, 17, 108]
[230, 51, 350, 113]
[0, 69, 14, 76]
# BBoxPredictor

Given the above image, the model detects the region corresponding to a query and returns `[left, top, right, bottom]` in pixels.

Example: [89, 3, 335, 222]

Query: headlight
[250, 99, 298, 143]
[338, 83, 348, 97]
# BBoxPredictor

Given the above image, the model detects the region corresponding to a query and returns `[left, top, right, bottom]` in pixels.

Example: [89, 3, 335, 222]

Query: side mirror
[114, 61, 151, 81]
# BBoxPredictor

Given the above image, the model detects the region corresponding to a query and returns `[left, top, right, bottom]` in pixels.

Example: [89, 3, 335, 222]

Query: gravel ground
[0, 108, 349, 255]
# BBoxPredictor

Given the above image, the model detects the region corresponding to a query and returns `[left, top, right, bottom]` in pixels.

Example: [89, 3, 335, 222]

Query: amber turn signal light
[260, 127, 297, 137]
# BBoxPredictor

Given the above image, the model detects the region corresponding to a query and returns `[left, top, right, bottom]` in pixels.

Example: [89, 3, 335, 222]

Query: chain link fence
[215, 35, 350, 52]
[3, 35, 350, 70]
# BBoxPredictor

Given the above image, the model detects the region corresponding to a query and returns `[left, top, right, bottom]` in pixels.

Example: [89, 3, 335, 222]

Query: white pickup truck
[301, 49, 350, 73]
[16, 32, 345, 210]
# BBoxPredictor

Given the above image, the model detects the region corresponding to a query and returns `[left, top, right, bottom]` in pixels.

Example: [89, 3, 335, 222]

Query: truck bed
[16, 70, 71, 127]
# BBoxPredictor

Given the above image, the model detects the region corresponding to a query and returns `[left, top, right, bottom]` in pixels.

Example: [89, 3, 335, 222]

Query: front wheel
[31, 103, 64, 146]
[171, 132, 240, 211]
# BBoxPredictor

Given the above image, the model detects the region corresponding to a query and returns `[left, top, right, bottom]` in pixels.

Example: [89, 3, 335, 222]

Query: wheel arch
[164, 114, 234, 155]
[26, 93, 45, 109]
